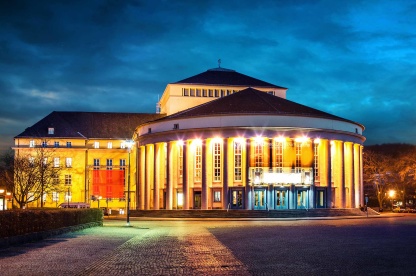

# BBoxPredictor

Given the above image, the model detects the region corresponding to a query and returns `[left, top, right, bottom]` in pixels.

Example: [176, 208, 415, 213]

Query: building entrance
[296, 189, 309, 209]
[254, 189, 266, 210]
[316, 189, 326, 208]
[194, 191, 201, 209]
[230, 189, 244, 209]
[275, 189, 288, 209]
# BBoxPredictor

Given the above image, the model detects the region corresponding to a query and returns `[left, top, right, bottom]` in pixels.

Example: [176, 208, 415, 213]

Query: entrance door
[275, 189, 288, 209]
[194, 191, 201, 209]
[230, 189, 244, 209]
[316, 189, 326, 208]
[297, 189, 308, 209]
[254, 189, 266, 210]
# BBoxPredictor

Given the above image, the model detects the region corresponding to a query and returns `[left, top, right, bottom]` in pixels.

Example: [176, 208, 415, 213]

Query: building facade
[14, 67, 365, 211]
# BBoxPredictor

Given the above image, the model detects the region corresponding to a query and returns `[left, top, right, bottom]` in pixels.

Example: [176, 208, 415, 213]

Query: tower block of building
[14, 67, 365, 210]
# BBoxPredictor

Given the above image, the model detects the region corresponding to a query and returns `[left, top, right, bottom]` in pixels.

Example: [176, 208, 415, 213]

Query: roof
[158, 88, 361, 126]
[15, 111, 165, 139]
[173, 67, 286, 89]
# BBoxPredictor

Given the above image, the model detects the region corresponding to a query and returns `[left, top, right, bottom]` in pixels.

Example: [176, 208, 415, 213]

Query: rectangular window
[48, 127, 54, 134]
[66, 157, 72, 168]
[209, 89, 213, 97]
[107, 142, 112, 149]
[196, 89, 201, 97]
[174, 123, 179, 129]
[43, 157, 47, 165]
[65, 174, 72, 185]
[214, 191, 221, 202]
[54, 157, 60, 168]
[29, 156, 34, 165]
[29, 140, 35, 148]
[54, 141, 59, 147]
[53, 176, 59, 184]
[66, 141, 72, 148]
[295, 142, 302, 173]
[42, 141, 47, 147]
[120, 141, 126, 149]
[226, 90, 231, 96]
[194, 144, 202, 182]
[255, 141, 263, 168]
[220, 90, 225, 97]
[183, 88, 189, 96]
[214, 89, 219, 97]
[94, 141, 99, 149]
[52, 192, 59, 202]
[275, 141, 284, 173]
[120, 159, 126, 170]
[190, 89, 195, 96]
[202, 89, 207, 97]
[268, 91, 274, 95]
[93, 159, 100, 169]
[213, 142, 221, 182]
[178, 144, 183, 183]
[106, 159, 113, 170]
[314, 143, 319, 179]
[234, 141, 242, 181]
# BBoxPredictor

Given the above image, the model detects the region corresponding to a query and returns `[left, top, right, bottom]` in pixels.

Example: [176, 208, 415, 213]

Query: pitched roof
[160, 88, 359, 125]
[15, 111, 165, 139]
[173, 67, 286, 89]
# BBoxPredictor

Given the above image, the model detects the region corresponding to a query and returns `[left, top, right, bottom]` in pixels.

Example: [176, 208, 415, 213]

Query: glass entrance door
[230, 189, 244, 209]
[316, 189, 326, 208]
[275, 189, 288, 209]
[194, 191, 201, 209]
[297, 189, 308, 209]
[254, 189, 266, 210]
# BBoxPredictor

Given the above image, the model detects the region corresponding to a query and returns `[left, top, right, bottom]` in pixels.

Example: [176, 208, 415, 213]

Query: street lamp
[125, 140, 134, 227]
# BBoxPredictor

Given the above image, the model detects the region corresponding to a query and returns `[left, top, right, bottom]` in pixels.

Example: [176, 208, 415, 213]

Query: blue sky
[1, 0, 415, 151]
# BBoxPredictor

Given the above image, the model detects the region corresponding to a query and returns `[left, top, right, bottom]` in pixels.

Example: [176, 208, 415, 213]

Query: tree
[363, 149, 391, 209]
[1, 147, 62, 208]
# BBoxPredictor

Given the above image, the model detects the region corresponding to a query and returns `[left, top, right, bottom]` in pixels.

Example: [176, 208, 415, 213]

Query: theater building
[14, 66, 365, 210]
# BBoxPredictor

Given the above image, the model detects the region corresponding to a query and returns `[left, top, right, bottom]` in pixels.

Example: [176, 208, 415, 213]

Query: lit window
[254, 140, 263, 168]
[190, 89, 195, 96]
[183, 88, 189, 96]
[48, 127, 54, 135]
[295, 142, 302, 173]
[314, 143, 319, 179]
[275, 140, 284, 173]
[53, 176, 59, 184]
[214, 191, 221, 202]
[94, 141, 99, 149]
[54, 141, 59, 148]
[66, 141, 72, 148]
[52, 192, 59, 202]
[178, 143, 183, 183]
[54, 157, 60, 168]
[120, 142, 126, 149]
[202, 89, 207, 97]
[107, 142, 112, 149]
[196, 89, 201, 97]
[213, 142, 221, 182]
[29, 140, 35, 148]
[66, 157, 72, 168]
[234, 141, 242, 181]
[42, 141, 47, 147]
[65, 175, 72, 185]
[194, 144, 202, 182]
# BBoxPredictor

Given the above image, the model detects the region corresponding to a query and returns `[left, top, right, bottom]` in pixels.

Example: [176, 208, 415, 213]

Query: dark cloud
[1, 0, 415, 151]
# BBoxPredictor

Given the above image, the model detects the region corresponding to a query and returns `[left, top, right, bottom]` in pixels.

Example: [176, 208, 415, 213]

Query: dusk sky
[1, 0, 415, 152]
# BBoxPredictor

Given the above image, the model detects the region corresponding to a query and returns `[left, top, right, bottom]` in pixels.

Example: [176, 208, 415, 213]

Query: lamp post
[126, 140, 134, 227]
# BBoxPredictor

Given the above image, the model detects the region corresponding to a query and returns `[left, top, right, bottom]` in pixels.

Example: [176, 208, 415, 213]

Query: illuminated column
[139, 146, 145, 210]
[354, 144, 361, 207]
[153, 143, 159, 210]
[183, 141, 189, 210]
[201, 139, 207, 209]
[245, 138, 251, 210]
[326, 139, 332, 208]
[340, 142, 346, 208]
[145, 144, 153, 210]
[344, 142, 354, 208]
[222, 138, 229, 209]
[166, 141, 173, 210]
[360, 145, 364, 206]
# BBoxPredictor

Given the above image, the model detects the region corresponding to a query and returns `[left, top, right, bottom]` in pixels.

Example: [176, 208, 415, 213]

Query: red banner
[92, 170, 125, 199]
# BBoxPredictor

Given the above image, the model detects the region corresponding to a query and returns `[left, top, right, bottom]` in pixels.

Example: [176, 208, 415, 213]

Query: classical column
[138, 146, 146, 210]
[351, 143, 355, 208]
[144, 144, 151, 210]
[326, 140, 332, 208]
[153, 143, 159, 210]
[183, 141, 189, 209]
[340, 142, 345, 208]
[222, 138, 229, 209]
[360, 145, 364, 206]
[245, 138, 251, 210]
[201, 139, 208, 209]
[166, 141, 173, 210]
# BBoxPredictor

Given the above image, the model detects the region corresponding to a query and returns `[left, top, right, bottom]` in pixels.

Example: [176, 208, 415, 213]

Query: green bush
[0, 209, 103, 238]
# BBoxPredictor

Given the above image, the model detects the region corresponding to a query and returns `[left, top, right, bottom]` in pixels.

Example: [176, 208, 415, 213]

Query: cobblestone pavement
[0, 214, 415, 275]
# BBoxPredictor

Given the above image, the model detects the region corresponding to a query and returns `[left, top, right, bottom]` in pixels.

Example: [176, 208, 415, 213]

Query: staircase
[129, 208, 368, 219]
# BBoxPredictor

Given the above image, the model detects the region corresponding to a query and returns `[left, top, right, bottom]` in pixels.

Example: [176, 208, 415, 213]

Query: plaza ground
[1, 214, 415, 275]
